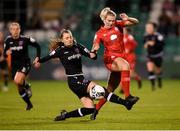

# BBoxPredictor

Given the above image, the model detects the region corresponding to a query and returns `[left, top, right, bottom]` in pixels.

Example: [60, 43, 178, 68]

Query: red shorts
[126, 53, 136, 70]
[104, 53, 128, 71]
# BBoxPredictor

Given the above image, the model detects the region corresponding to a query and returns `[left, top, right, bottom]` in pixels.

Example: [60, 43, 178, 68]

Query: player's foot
[126, 95, 139, 104]
[26, 103, 33, 110]
[125, 100, 134, 110]
[125, 95, 139, 110]
[137, 80, 142, 89]
[54, 110, 67, 121]
[25, 83, 32, 98]
[90, 109, 98, 120]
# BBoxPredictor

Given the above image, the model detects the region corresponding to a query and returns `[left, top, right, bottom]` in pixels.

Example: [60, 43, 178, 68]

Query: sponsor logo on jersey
[10, 42, 13, 44]
[10, 46, 23, 51]
[68, 54, 81, 60]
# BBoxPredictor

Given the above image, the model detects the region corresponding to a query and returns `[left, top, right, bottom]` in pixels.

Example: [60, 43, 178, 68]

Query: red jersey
[93, 20, 126, 56]
[123, 34, 137, 54]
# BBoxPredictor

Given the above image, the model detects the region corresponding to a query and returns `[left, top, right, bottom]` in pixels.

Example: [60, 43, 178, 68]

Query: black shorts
[67, 75, 91, 99]
[148, 56, 163, 67]
[0, 60, 8, 70]
[11, 62, 31, 79]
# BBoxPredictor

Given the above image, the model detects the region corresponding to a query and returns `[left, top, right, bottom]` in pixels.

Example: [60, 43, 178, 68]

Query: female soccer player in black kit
[3, 22, 41, 110]
[34, 29, 136, 121]
[144, 22, 165, 90]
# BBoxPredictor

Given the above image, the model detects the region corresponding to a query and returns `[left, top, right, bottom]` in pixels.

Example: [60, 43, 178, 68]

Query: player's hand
[119, 13, 129, 20]
[33, 57, 40, 68]
[34, 62, 41, 68]
[90, 52, 97, 60]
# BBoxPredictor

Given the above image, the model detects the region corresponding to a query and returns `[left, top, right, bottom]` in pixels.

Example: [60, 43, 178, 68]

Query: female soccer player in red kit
[90, 7, 139, 120]
[124, 28, 142, 88]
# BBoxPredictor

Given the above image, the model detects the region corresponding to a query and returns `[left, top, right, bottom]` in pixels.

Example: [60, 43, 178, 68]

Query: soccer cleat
[90, 109, 99, 120]
[26, 103, 33, 110]
[25, 83, 32, 98]
[54, 110, 67, 121]
[125, 100, 135, 110]
[126, 95, 139, 103]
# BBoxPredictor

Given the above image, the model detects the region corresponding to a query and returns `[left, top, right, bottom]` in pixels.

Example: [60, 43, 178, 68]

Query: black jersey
[3, 35, 41, 64]
[144, 32, 165, 58]
[39, 42, 93, 75]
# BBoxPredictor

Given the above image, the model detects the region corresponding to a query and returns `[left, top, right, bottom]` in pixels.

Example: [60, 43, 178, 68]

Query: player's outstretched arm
[120, 13, 139, 26]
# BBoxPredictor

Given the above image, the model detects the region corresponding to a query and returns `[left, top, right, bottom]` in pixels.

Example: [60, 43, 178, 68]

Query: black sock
[157, 72, 162, 87]
[148, 72, 156, 88]
[65, 108, 94, 118]
[105, 92, 126, 105]
[4, 73, 8, 87]
[18, 88, 31, 105]
[103, 88, 126, 105]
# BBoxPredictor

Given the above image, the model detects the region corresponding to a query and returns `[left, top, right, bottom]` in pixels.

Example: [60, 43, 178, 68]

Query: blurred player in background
[91, 7, 140, 120]
[144, 22, 165, 91]
[3, 22, 41, 110]
[124, 27, 142, 88]
[34, 29, 136, 121]
[0, 32, 9, 92]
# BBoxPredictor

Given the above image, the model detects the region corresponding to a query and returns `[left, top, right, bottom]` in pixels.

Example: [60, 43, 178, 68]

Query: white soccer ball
[89, 85, 105, 100]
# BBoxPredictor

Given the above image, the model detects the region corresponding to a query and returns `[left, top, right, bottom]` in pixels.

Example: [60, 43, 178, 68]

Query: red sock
[95, 98, 107, 110]
[121, 70, 130, 98]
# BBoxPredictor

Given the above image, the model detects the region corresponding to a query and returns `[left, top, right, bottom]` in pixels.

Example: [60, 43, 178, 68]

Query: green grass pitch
[0, 79, 180, 130]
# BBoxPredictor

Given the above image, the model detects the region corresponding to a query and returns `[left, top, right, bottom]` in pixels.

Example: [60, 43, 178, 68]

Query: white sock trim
[78, 108, 83, 116]
[21, 93, 26, 98]
[107, 92, 113, 101]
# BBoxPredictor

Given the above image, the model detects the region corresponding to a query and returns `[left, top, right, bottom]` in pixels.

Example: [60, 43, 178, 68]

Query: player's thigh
[80, 97, 94, 108]
[111, 57, 130, 71]
[14, 72, 26, 85]
[146, 61, 155, 71]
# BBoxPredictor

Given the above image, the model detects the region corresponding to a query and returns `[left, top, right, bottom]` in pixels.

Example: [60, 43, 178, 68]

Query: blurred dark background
[0, 0, 180, 80]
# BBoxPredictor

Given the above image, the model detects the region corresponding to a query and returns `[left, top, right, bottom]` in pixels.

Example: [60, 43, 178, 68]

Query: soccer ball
[89, 85, 105, 100]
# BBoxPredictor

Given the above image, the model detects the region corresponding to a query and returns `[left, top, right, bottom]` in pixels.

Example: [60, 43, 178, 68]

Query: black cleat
[125, 100, 134, 110]
[125, 95, 139, 110]
[90, 109, 99, 120]
[25, 84, 32, 98]
[26, 103, 33, 110]
[54, 110, 67, 121]
[126, 95, 139, 103]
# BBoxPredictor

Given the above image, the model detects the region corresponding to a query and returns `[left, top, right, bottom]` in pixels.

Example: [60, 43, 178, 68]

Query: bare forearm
[91, 44, 100, 53]
[128, 17, 139, 24]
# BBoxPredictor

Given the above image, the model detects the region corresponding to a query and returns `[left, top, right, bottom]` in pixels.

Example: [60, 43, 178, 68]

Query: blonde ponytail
[49, 38, 62, 51]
